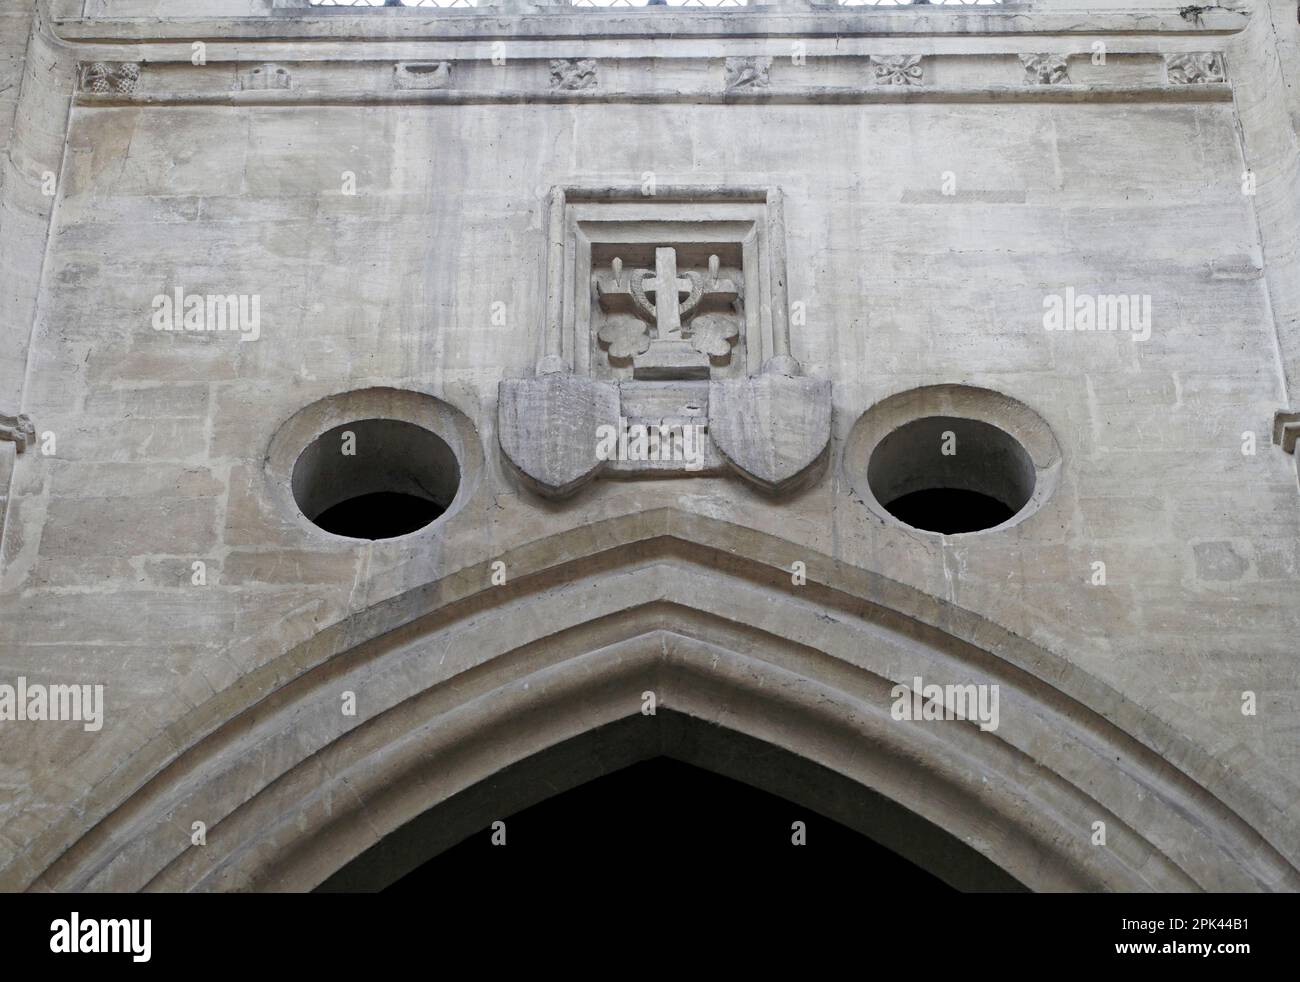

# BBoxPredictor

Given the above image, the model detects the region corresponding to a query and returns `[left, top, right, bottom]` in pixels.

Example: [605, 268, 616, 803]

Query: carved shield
[498, 374, 619, 499]
[708, 374, 831, 495]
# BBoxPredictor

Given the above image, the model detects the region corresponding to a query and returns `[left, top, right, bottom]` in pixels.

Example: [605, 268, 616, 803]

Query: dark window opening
[884, 488, 1015, 535]
[292, 418, 459, 541]
[866, 415, 1036, 535]
[312, 491, 446, 540]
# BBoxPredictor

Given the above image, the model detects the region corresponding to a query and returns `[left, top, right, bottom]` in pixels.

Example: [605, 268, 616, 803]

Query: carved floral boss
[498, 186, 832, 498]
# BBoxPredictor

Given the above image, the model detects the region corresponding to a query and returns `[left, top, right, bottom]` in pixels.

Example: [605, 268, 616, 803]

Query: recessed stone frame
[498, 184, 830, 498]
[265, 387, 482, 542]
[842, 384, 1062, 537]
[540, 185, 796, 379]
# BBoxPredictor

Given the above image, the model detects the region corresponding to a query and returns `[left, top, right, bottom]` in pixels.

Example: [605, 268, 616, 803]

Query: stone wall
[1, 0, 1298, 891]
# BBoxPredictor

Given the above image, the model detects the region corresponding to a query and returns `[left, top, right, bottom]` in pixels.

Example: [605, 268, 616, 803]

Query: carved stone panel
[1020, 54, 1069, 85]
[239, 64, 292, 91]
[394, 61, 452, 90]
[592, 245, 744, 381]
[0, 413, 36, 454]
[550, 58, 597, 91]
[870, 55, 923, 86]
[1166, 52, 1226, 84]
[80, 62, 141, 95]
[724, 56, 771, 91]
[497, 186, 832, 498]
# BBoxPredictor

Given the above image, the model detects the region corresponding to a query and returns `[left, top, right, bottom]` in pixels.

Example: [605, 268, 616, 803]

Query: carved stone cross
[644, 247, 693, 341]
[594, 246, 740, 380]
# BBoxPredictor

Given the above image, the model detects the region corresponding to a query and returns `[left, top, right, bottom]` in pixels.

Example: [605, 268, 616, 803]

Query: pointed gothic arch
[24, 512, 1300, 894]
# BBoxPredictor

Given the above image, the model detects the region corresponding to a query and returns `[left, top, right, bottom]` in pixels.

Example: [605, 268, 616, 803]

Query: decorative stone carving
[594, 249, 741, 379]
[0, 413, 36, 454]
[709, 374, 831, 494]
[498, 373, 619, 499]
[497, 185, 831, 498]
[239, 64, 292, 91]
[870, 55, 923, 86]
[550, 58, 597, 91]
[1020, 53, 1069, 85]
[394, 61, 452, 90]
[1165, 52, 1226, 84]
[724, 56, 772, 91]
[81, 62, 141, 95]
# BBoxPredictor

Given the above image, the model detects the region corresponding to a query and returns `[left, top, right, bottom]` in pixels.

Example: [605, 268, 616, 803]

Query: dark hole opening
[884, 488, 1015, 535]
[312, 491, 446, 541]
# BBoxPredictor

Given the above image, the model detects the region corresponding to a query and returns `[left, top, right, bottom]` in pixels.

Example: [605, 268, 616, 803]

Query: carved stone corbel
[0, 413, 36, 454]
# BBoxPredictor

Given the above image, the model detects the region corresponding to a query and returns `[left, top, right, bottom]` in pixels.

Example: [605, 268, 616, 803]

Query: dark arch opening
[318, 713, 1025, 894]
[384, 757, 954, 892]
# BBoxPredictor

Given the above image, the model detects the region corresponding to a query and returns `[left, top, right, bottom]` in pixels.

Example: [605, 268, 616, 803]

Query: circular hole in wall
[292, 419, 460, 540]
[866, 416, 1036, 535]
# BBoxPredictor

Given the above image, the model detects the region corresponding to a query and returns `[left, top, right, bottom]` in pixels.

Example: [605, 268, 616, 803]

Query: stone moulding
[16, 512, 1300, 892]
[0, 413, 37, 455]
[843, 384, 1062, 537]
[497, 185, 831, 498]
[262, 386, 484, 539]
[73, 82, 1235, 108]
[57, 8, 1254, 43]
[66, 40, 1239, 107]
